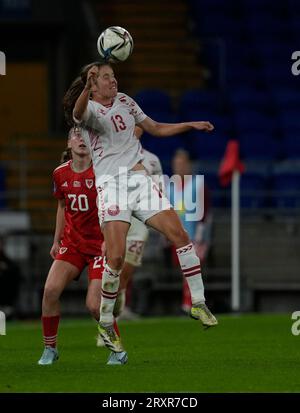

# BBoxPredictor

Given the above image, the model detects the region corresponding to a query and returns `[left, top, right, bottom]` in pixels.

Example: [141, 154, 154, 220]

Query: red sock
[42, 315, 60, 348]
[113, 319, 120, 337]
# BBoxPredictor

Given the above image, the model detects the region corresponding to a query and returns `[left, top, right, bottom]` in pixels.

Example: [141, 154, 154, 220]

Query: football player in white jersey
[63, 62, 218, 355]
[112, 130, 166, 322]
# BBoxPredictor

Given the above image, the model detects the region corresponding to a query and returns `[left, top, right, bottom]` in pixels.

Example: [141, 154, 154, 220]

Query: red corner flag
[218, 140, 245, 187]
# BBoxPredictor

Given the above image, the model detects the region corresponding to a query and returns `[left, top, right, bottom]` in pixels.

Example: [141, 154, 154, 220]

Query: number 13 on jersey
[111, 114, 126, 132]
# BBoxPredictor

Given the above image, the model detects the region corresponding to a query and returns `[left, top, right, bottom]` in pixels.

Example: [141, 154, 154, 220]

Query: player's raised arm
[73, 66, 99, 123]
[138, 117, 214, 137]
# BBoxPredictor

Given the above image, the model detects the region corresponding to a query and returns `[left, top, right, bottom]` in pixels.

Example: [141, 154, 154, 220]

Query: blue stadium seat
[240, 173, 267, 209]
[185, 130, 229, 161]
[141, 134, 186, 163]
[246, 15, 290, 36]
[179, 90, 221, 114]
[262, 64, 296, 87]
[134, 89, 172, 115]
[271, 172, 300, 208]
[203, 172, 227, 208]
[196, 15, 244, 36]
[256, 42, 293, 62]
[281, 134, 300, 159]
[226, 65, 262, 87]
[242, 0, 288, 14]
[239, 133, 281, 160]
[272, 89, 300, 109]
[229, 88, 272, 110]
[280, 110, 300, 132]
[234, 110, 277, 134]
[180, 110, 233, 135]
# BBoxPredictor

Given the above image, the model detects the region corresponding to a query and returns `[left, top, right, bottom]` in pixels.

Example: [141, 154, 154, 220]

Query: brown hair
[59, 126, 81, 164]
[63, 61, 111, 126]
[60, 149, 72, 164]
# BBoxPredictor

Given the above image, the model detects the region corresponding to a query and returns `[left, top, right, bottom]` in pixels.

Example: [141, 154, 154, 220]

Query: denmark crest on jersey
[107, 205, 120, 216]
[85, 179, 93, 189]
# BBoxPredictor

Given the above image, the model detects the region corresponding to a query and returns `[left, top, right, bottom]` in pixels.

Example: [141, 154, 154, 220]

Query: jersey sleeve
[127, 96, 147, 124]
[52, 171, 64, 200]
[73, 100, 93, 125]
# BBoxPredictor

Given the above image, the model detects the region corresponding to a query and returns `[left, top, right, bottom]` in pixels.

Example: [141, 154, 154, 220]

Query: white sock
[176, 243, 205, 305]
[100, 264, 121, 324]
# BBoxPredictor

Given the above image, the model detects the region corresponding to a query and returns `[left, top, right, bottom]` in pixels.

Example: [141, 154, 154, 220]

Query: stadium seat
[262, 64, 296, 87]
[281, 134, 300, 159]
[202, 172, 227, 208]
[240, 173, 267, 209]
[141, 134, 186, 163]
[280, 110, 300, 132]
[246, 15, 290, 37]
[242, 0, 288, 15]
[229, 88, 272, 111]
[185, 130, 229, 161]
[239, 133, 281, 161]
[273, 89, 300, 109]
[234, 110, 277, 134]
[134, 89, 172, 115]
[179, 89, 222, 115]
[271, 172, 300, 208]
[180, 110, 233, 135]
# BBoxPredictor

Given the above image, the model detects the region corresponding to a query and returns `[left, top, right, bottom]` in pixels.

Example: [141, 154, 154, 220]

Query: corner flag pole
[218, 140, 244, 313]
[231, 170, 240, 311]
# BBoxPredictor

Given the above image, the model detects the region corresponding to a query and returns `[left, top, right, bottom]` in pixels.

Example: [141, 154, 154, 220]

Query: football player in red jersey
[38, 127, 127, 366]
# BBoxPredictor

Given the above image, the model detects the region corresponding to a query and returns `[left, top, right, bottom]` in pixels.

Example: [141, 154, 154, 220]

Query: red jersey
[53, 160, 104, 256]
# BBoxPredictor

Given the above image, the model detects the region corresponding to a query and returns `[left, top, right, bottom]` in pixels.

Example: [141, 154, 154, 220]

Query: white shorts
[125, 216, 149, 267]
[97, 170, 171, 227]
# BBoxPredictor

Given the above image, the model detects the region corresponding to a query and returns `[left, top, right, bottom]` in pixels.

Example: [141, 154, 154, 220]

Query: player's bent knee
[169, 228, 190, 247]
[106, 255, 124, 271]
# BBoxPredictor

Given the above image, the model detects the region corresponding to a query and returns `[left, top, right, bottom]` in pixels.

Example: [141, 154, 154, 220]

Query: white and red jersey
[141, 147, 163, 176]
[53, 160, 104, 256]
[140, 146, 166, 193]
[75, 93, 147, 187]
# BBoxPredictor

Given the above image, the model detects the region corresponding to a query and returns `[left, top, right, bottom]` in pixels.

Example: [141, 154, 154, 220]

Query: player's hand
[50, 241, 60, 259]
[85, 66, 99, 91]
[191, 121, 214, 132]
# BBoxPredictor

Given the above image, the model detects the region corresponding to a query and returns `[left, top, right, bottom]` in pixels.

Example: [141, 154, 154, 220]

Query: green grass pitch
[0, 314, 299, 393]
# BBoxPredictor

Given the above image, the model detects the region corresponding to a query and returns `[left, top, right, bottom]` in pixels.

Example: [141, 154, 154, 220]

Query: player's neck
[71, 157, 92, 173]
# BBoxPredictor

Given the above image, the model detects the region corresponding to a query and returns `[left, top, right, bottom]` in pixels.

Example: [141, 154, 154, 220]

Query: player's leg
[86, 278, 102, 321]
[114, 217, 148, 318]
[146, 209, 217, 327]
[94, 220, 130, 352]
[38, 259, 80, 365]
[113, 262, 135, 318]
[86, 256, 124, 356]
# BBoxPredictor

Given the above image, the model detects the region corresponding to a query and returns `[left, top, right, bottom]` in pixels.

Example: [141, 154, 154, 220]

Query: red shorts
[55, 243, 104, 280]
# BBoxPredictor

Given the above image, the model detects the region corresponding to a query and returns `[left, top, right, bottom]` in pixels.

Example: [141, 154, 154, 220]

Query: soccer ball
[97, 26, 134, 63]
